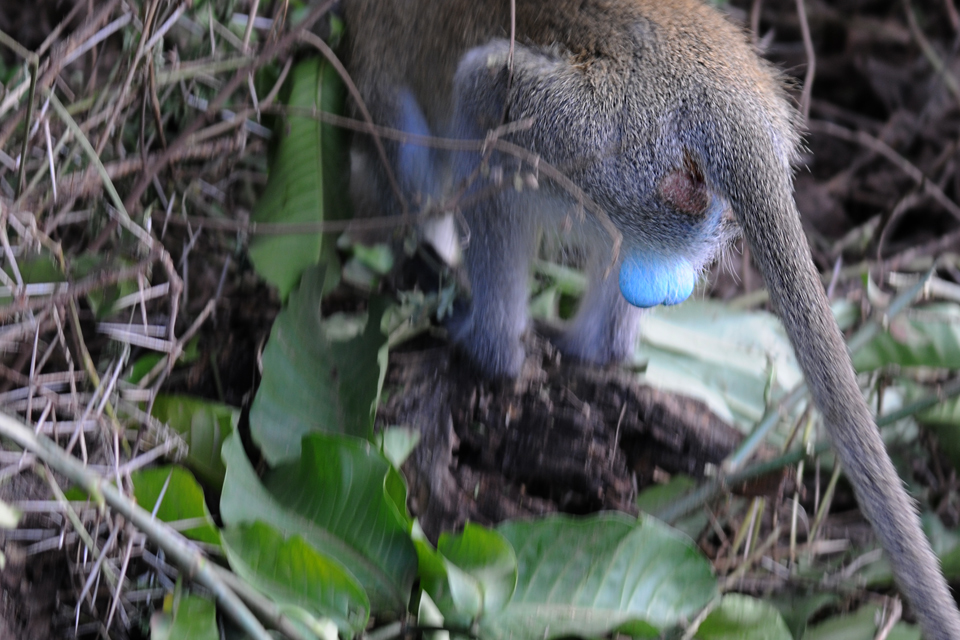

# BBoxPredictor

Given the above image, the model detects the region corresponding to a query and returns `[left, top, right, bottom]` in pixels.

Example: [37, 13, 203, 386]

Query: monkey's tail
[709, 120, 960, 639]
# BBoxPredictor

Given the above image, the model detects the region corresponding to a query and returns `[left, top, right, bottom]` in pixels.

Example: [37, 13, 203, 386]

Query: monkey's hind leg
[446, 189, 538, 378]
[448, 39, 645, 372]
[443, 42, 568, 378]
[554, 245, 643, 367]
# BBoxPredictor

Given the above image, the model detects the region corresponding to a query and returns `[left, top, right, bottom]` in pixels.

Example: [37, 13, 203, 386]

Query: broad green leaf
[220, 433, 417, 613]
[131, 466, 219, 545]
[804, 603, 919, 640]
[278, 610, 338, 640]
[695, 594, 791, 639]
[250, 264, 388, 464]
[479, 513, 717, 639]
[638, 475, 709, 540]
[769, 592, 838, 638]
[377, 426, 420, 468]
[384, 465, 411, 523]
[321, 311, 367, 341]
[438, 524, 517, 615]
[126, 341, 199, 386]
[1, 253, 63, 288]
[637, 476, 698, 514]
[150, 395, 237, 489]
[854, 304, 960, 371]
[635, 301, 802, 432]
[416, 539, 482, 626]
[150, 592, 218, 640]
[417, 524, 518, 626]
[249, 57, 348, 299]
[221, 521, 369, 635]
[418, 591, 449, 640]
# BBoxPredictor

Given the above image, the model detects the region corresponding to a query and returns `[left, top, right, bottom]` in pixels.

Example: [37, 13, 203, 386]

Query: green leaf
[919, 393, 960, 430]
[478, 513, 717, 639]
[221, 521, 370, 635]
[0, 253, 64, 292]
[87, 277, 138, 318]
[417, 590, 447, 640]
[528, 283, 562, 320]
[417, 524, 518, 626]
[250, 264, 388, 464]
[532, 259, 589, 297]
[927, 514, 960, 581]
[635, 301, 803, 432]
[416, 539, 482, 626]
[438, 524, 517, 615]
[277, 609, 339, 640]
[351, 243, 394, 275]
[249, 57, 348, 299]
[66, 255, 137, 318]
[131, 466, 219, 545]
[220, 433, 417, 613]
[530, 260, 590, 322]
[150, 592, 218, 640]
[637, 475, 709, 540]
[150, 395, 237, 489]
[342, 256, 381, 290]
[854, 303, 960, 371]
[127, 352, 164, 384]
[636, 475, 698, 514]
[804, 603, 920, 640]
[907, 379, 960, 474]
[768, 592, 838, 638]
[695, 594, 791, 639]
[377, 426, 421, 468]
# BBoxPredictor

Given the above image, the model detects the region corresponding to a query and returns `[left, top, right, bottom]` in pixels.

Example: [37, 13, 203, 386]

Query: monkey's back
[341, 0, 795, 143]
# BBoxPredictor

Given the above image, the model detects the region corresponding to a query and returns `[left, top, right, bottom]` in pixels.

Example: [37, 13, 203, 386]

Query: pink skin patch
[658, 168, 709, 215]
[618, 151, 713, 308]
[658, 150, 710, 216]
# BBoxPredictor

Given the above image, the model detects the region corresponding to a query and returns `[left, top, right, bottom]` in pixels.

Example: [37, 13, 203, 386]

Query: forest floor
[2, 0, 960, 637]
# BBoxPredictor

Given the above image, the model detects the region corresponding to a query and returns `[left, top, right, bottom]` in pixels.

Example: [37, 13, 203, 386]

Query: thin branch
[794, 0, 816, 120]
[123, 0, 336, 210]
[0, 410, 273, 640]
[808, 119, 960, 222]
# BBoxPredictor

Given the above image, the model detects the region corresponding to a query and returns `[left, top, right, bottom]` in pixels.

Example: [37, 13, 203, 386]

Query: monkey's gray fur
[341, 1, 960, 636]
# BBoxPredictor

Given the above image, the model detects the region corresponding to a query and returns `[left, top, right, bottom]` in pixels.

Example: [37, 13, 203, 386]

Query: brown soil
[4, 0, 960, 635]
[379, 335, 750, 540]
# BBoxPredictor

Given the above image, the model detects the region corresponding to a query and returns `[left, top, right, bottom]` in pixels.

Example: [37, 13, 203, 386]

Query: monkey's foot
[545, 322, 637, 368]
[447, 307, 527, 378]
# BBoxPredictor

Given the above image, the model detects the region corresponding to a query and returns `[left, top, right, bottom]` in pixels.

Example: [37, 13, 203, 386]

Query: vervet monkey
[340, 0, 960, 635]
